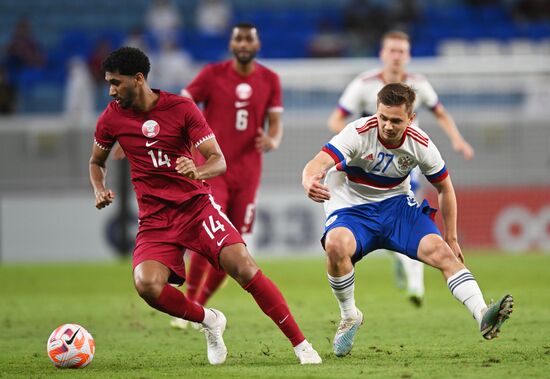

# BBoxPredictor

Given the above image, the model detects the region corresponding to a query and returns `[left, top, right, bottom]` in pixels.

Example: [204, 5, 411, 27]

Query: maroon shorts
[208, 175, 259, 234]
[132, 194, 244, 285]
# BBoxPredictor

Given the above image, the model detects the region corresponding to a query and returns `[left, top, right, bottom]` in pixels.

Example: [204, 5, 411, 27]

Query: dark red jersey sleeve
[267, 71, 283, 112]
[185, 64, 213, 103]
[94, 106, 116, 150]
[184, 100, 215, 148]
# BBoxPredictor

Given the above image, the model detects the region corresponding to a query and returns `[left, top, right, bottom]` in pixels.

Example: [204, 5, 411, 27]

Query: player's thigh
[322, 211, 380, 264]
[133, 238, 186, 286]
[386, 198, 440, 260]
[181, 195, 244, 270]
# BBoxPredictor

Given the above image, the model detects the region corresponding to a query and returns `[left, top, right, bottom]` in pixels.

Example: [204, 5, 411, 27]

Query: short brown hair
[377, 83, 416, 115]
[381, 30, 410, 45]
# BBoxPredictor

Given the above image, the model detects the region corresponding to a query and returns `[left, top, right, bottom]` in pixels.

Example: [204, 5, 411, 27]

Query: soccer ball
[46, 324, 95, 368]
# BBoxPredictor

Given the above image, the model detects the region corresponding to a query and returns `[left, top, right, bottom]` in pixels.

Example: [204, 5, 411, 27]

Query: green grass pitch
[1, 253, 549, 378]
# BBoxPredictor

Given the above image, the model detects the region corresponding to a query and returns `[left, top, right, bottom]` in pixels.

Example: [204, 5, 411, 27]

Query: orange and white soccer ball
[46, 323, 95, 368]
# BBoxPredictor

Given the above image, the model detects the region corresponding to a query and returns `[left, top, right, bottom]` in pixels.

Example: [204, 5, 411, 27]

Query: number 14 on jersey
[148, 149, 171, 168]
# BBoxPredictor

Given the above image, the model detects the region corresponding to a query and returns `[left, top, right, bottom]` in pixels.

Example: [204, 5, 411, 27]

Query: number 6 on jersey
[235, 109, 248, 131]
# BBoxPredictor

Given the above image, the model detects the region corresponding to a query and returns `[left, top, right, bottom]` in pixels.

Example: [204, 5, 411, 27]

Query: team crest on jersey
[142, 120, 160, 138]
[325, 215, 338, 227]
[398, 155, 414, 170]
[236, 83, 252, 100]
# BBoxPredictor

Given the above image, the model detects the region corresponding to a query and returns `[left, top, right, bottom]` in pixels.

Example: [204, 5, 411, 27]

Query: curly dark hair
[101, 46, 150, 78]
[377, 83, 416, 115]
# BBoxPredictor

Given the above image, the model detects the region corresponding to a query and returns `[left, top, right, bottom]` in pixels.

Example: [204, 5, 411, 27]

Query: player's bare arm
[110, 143, 126, 160]
[327, 108, 347, 133]
[89, 144, 115, 209]
[302, 151, 335, 203]
[433, 104, 474, 160]
[255, 111, 283, 152]
[176, 138, 226, 180]
[431, 175, 464, 263]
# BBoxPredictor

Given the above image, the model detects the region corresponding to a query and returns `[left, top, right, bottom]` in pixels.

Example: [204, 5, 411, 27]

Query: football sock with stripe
[243, 270, 305, 347]
[447, 268, 486, 325]
[328, 269, 358, 320]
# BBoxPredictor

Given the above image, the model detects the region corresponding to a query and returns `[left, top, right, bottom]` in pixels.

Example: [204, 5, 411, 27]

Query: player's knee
[425, 239, 456, 268]
[133, 273, 165, 303]
[220, 244, 258, 285]
[324, 231, 355, 262]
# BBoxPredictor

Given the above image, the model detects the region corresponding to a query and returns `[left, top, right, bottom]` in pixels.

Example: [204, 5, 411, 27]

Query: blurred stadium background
[1, 0, 549, 262]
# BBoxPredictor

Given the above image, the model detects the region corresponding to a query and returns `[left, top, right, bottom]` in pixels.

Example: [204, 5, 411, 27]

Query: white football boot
[294, 341, 322, 364]
[201, 309, 227, 365]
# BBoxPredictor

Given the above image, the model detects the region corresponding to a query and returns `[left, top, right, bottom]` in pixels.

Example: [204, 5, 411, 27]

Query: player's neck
[232, 60, 255, 76]
[133, 87, 160, 113]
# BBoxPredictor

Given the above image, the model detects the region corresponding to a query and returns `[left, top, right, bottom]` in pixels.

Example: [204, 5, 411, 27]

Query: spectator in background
[343, 0, 391, 56]
[196, 0, 232, 36]
[308, 20, 348, 58]
[513, 0, 550, 22]
[0, 65, 17, 114]
[149, 40, 194, 93]
[343, 0, 419, 56]
[88, 39, 113, 84]
[145, 0, 182, 45]
[64, 57, 95, 127]
[5, 18, 45, 73]
[124, 27, 151, 54]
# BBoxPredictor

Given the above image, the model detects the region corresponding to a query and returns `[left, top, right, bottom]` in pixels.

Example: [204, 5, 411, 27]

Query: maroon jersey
[184, 60, 283, 185]
[94, 90, 215, 220]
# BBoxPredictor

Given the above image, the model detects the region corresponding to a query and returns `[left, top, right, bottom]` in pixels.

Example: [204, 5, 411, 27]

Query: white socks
[447, 269, 487, 325]
[394, 253, 425, 296]
[328, 269, 358, 320]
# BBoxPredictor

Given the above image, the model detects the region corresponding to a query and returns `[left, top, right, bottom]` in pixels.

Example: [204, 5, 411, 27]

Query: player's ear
[135, 72, 145, 84]
[408, 112, 416, 125]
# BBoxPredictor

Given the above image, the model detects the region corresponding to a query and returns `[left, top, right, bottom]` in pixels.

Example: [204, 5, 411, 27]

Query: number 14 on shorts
[202, 215, 226, 239]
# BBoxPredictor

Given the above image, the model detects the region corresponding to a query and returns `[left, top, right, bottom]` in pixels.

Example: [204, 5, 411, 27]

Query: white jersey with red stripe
[321, 115, 448, 216]
[338, 69, 440, 118]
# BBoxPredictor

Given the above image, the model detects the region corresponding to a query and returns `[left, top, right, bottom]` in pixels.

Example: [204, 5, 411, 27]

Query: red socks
[187, 251, 227, 306]
[243, 270, 305, 347]
[186, 251, 209, 302]
[196, 266, 228, 305]
[152, 284, 205, 322]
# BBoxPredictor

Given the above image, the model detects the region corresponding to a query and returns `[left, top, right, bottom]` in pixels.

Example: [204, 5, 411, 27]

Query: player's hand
[303, 172, 330, 203]
[453, 139, 474, 160]
[95, 189, 115, 209]
[255, 128, 276, 152]
[446, 239, 465, 263]
[176, 156, 200, 180]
